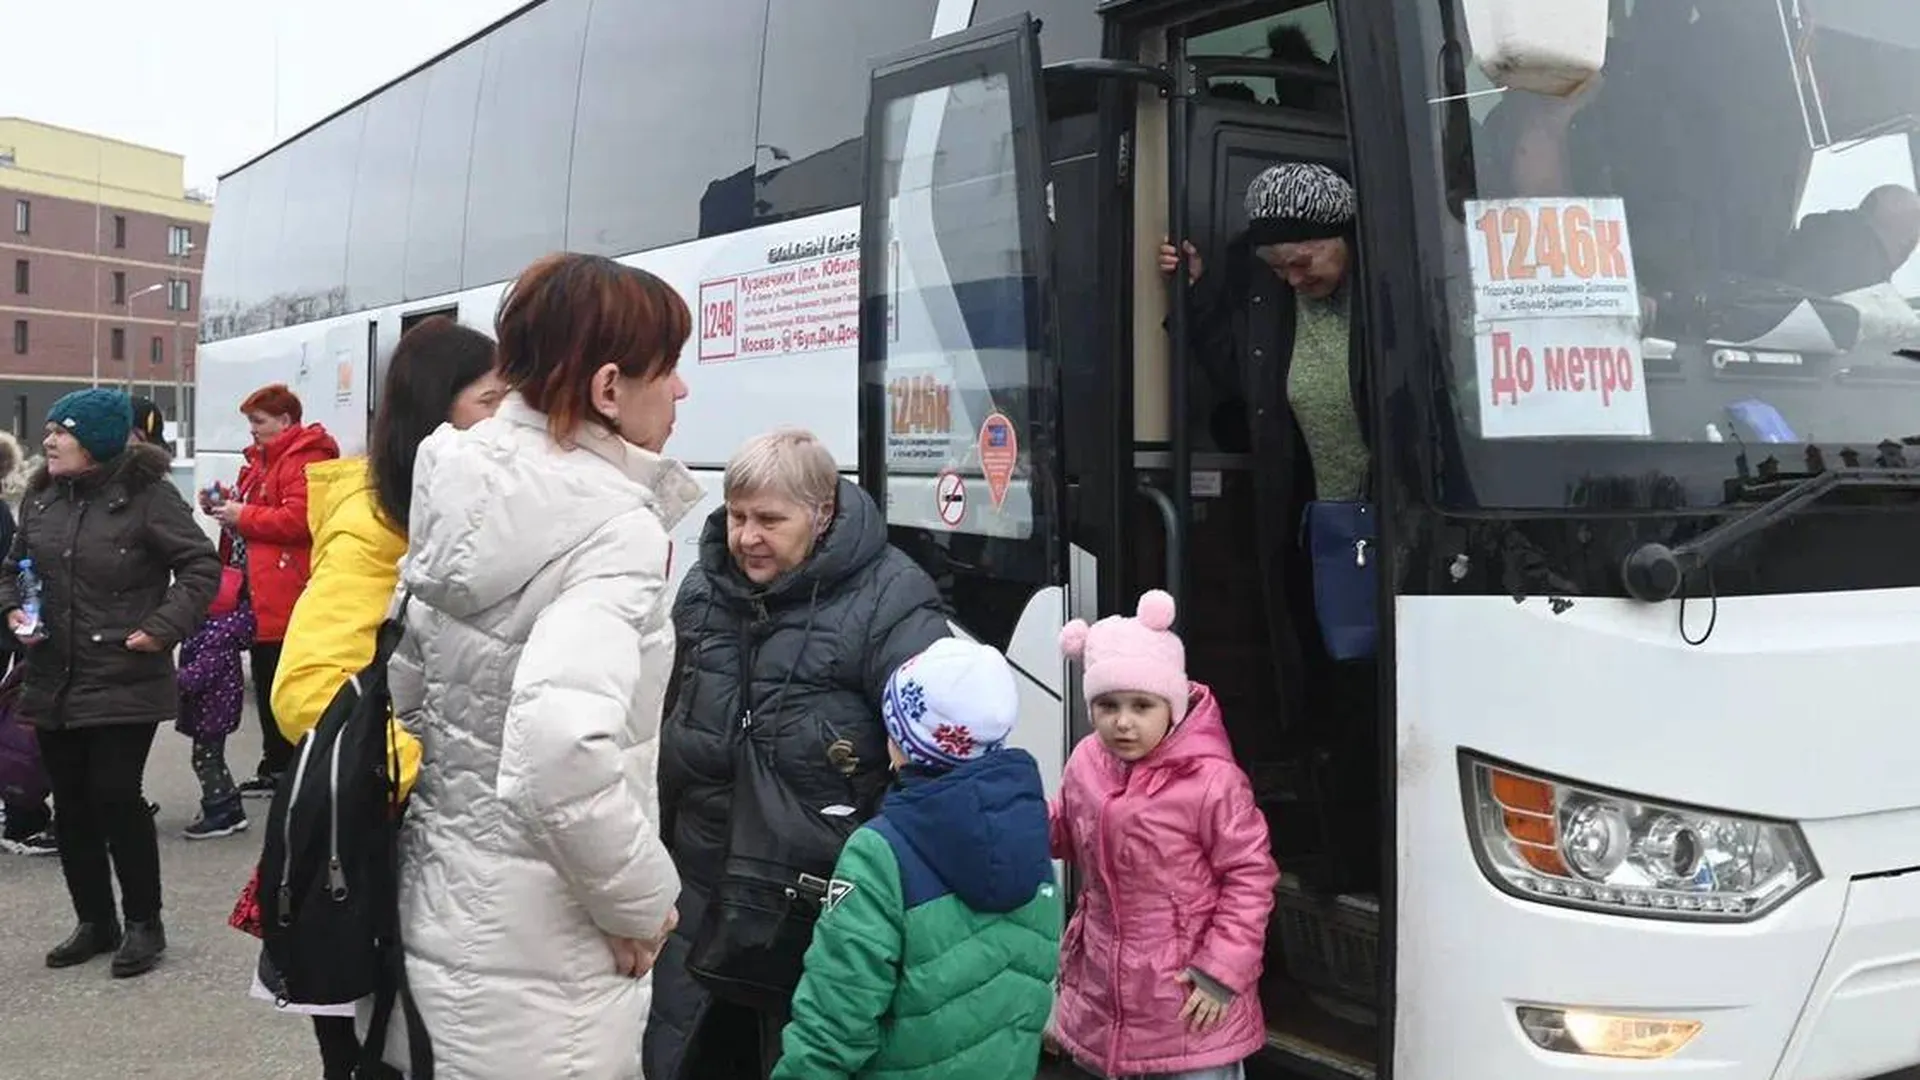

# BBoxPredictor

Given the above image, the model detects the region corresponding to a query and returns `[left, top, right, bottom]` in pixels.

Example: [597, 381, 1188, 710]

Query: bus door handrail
[1136, 479, 1182, 602]
[1042, 59, 1174, 92]
[1186, 56, 1343, 87]
[1167, 57, 1193, 628]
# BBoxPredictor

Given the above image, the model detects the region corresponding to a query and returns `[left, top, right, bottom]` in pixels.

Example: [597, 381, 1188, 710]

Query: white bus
[195, 1, 1920, 1077]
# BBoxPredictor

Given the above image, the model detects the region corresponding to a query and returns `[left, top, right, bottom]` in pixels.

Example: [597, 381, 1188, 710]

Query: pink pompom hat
[1059, 589, 1191, 719]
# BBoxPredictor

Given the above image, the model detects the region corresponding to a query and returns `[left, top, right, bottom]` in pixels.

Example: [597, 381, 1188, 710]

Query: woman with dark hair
[258, 315, 502, 1080]
[127, 397, 173, 457]
[0, 389, 220, 977]
[203, 382, 341, 797]
[372, 254, 691, 1078]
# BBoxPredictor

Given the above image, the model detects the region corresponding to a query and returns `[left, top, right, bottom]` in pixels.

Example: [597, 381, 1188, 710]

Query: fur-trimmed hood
[29, 441, 173, 497]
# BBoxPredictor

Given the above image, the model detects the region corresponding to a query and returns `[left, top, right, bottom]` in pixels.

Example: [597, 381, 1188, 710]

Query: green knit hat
[47, 388, 133, 464]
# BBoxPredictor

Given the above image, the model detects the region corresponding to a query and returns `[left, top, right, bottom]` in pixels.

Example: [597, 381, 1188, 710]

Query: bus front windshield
[1425, 0, 1920, 509]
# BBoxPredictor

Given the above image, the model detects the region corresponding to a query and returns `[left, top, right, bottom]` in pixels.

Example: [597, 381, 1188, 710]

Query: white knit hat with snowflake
[881, 638, 1020, 770]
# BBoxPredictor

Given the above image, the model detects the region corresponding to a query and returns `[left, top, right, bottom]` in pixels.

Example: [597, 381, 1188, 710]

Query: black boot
[46, 921, 122, 968]
[111, 917, 167, 978]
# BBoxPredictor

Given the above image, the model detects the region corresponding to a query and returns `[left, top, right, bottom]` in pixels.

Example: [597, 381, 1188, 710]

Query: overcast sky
[1, 0, 527, 192]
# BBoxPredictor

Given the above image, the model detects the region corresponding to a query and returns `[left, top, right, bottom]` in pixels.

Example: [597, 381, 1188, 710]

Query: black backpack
[257, 604, 433, 1077]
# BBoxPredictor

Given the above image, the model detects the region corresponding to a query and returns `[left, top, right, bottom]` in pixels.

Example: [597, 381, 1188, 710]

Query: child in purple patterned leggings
[175, 569, 253, 840]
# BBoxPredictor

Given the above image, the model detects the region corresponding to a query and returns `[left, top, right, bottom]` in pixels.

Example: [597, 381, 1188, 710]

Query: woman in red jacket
[201, 384, 339, 796]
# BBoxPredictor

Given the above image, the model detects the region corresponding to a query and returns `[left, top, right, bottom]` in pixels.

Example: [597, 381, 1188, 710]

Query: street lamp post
[90, 147, 102, 388]
[172, 242, 194, 458]
[124, 282, 165, 392]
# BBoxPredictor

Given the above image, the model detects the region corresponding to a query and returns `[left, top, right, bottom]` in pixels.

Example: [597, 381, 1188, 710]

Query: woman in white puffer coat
[382, 253, 696, 1079]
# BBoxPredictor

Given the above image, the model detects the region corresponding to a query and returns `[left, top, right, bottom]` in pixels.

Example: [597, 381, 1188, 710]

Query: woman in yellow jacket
[267, 315, 504, 1080]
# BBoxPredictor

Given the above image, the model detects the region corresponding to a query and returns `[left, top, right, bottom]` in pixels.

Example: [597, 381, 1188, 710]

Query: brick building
[0, 118, 211, 450]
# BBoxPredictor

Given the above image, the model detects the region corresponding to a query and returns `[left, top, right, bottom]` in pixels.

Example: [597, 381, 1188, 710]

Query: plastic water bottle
[15, 558, 41, 640]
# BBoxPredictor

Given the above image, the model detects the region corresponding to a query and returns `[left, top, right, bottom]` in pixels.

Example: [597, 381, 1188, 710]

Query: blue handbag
[1302, 500, 1378, 661]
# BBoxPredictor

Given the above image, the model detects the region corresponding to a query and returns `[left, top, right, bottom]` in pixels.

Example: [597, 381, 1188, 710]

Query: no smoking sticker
[936, 470, 967, 527]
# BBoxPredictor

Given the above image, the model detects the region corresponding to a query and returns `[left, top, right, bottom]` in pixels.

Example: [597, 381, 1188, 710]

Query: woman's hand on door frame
[1159, 237, 1203, 284]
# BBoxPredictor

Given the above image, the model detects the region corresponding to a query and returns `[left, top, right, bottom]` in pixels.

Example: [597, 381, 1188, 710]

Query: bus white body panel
[1396, 590, 1920, 1078]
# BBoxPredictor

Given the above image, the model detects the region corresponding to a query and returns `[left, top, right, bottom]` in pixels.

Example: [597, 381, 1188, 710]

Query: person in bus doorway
[1159, 161, 1380, 893]
[374, 254, 688, 1079]
[0, 389, 221, 977]
[257, 315, 501, 1080]
[200, 384, 339, 799]
[647, 427, 949, 1080]
[1160, 162, 1365, 473]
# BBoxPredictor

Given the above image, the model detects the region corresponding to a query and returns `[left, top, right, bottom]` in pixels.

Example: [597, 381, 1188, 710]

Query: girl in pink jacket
[1051, 590, 1279, 1080]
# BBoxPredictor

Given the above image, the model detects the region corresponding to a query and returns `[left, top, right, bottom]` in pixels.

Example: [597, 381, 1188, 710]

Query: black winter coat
[0, 443, 221, 730]
[659, 477, 949, 892]
[1187, 240, 1373, 732]
[647, 478, 948, 1080]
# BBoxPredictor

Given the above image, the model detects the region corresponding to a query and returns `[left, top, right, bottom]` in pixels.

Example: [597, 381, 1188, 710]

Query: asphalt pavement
[0, 709, 314, 1079]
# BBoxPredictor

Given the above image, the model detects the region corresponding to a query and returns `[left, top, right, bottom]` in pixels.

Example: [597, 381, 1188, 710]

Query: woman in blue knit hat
[0, 388, 221, 978]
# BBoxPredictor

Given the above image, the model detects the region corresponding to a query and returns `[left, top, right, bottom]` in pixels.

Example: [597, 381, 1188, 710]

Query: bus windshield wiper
[1621, 467, 1920, 602]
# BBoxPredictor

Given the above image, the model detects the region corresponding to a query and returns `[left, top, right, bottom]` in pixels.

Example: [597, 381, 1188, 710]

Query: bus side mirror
[1461, 0, 1608, 96]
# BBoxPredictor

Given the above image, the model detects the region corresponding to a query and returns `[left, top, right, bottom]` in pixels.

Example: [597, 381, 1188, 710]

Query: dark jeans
[39, 723, 162, 924]
[250, 642, 292, 779]
[314, 1015, 402, 1080]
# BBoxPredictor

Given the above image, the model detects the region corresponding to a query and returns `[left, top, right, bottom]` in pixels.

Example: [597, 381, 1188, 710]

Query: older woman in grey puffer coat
[646, 427, 949, 1080]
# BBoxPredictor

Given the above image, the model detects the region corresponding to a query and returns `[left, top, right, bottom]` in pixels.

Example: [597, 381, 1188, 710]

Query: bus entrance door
[855, 14, 1075, 792]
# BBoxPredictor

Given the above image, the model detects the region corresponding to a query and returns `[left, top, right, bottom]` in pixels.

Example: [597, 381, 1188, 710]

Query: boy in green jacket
[772, 638, 1063, 1080]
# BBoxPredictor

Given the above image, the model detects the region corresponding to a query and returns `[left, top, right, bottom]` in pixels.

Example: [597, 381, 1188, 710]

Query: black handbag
[684, 728, 862, 1010]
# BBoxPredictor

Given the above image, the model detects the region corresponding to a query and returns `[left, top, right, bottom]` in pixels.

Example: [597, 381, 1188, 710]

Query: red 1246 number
[1475, 205, 1630, 283]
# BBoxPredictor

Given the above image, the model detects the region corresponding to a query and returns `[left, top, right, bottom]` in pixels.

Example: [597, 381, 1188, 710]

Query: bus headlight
[1463, 754, 1818, 921]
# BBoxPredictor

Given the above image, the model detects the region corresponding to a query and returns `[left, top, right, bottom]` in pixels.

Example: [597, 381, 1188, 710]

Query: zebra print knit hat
[1244, 162, 1355, 246]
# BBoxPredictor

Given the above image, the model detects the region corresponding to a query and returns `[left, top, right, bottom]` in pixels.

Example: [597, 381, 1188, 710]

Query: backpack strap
[401, 978, 434, 1079]
[357, 938, 434, 1079]
[359, 961, 399, 1077]
[375, 588, 411, 661]
[356, 585, 431, 1079]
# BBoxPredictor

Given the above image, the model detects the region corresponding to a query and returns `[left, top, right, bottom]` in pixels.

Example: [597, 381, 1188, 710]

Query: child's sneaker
[183, 807, 249, 841]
